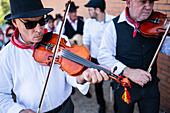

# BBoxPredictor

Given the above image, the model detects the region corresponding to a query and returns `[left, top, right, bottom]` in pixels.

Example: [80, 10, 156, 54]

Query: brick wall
[42, 0, 170, 112]
[157, 53, 170, 113]
[42, 0, 170, 18]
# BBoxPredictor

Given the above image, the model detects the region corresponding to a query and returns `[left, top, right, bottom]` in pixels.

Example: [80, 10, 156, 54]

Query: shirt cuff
[76, 82, 90, 95]
[72, 77, 90, 95]
[111, 62, 127, 75]
[7, 103, 26, 113]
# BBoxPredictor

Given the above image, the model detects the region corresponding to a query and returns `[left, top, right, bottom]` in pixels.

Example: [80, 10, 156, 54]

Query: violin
[33, 32, 130, 87]
[139, 11, 170, 38]
[139, 11, 170, 72]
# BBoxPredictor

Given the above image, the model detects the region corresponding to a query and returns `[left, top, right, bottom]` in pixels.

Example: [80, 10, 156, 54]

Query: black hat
[85, 0, 105, 11]
[45, 15, 54, 22]
[55, 14, 63, 20]
[5, 14, 13, 26]
[4, 0, 53, 20]
[66, 2, 79, 12]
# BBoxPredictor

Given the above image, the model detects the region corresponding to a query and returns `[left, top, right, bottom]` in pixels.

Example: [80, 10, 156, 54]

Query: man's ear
[12, 19, 17, 28]
[126, 0, 131, 8]
[96, 8, 100, 14]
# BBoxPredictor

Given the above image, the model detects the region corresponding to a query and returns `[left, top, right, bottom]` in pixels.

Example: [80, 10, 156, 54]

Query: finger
[139, 81, 144, 87]
[143, 75, 149, 82]
[90, 68, 98, 84]
[100, 70, 109, 80]
[94, 69, 103, 82]
[145, 72, 152, 81]
[83, 69, 92, 82]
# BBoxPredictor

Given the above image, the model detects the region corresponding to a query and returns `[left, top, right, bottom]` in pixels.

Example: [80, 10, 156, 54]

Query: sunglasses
[7, 33, 13, 37]
[19, 17, 45, 29]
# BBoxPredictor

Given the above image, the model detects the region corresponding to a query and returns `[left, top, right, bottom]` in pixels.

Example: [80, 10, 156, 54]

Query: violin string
[62, 50, 120, 79]
[62, 49, 111, 75]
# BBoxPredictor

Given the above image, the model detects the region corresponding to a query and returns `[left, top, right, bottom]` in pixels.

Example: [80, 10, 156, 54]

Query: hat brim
[85, 1, 99, 8]
[64, 6, 79, 12]
[4, 8, 53, 20]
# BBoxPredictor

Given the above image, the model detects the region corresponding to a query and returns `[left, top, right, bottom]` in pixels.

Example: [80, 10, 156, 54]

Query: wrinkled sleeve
[0, 55, 25, 113]
[56, 20, 65, 34]
[82, 20, 91, 46]
[98, 21, 127, 75]
[65, 73, 90, 95]
[161, 36, 170, 56]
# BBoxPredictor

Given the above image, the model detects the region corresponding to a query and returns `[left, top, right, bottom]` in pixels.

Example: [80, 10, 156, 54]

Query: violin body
[33, 33, 90, 76]
[139, 12, 169, 38]
[33, 32, 130, 86]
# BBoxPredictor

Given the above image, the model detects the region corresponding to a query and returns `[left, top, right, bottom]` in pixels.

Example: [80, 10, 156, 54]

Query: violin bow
[147, 22, 170, 73]
[37, 0, 71, 112]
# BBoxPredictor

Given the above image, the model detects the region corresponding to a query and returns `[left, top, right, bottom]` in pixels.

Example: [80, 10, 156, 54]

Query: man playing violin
[98, 0, 170, 113]
[0, 0, 108, 113]
[83, 0, 115, 112]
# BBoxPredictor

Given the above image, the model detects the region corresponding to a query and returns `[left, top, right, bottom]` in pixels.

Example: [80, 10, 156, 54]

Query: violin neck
[62, 49, 114, 76]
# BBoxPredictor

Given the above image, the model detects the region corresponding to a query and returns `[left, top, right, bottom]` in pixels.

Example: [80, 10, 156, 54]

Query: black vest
[113, 16, 162, 87]
[64, 16, 84, 39]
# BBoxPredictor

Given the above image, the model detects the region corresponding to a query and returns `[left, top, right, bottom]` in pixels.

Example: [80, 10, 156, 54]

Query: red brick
[153, 4, 157, 9]
[160, 81, 170, 90]
[157, 63, 168, 71]
[162, 70, 170, 77]
[160, 98, 167, 105]
[158, 73, 167, 81]
[158, 5, 170, 11]
[167, 12, 170, 18]
[157, 57, 163, 63]
[159, 84, 167, 91]
[157, 68, 162, 73]
[155, 0, 167, 4]
[168, 78, 170, 83]
[167, 88, 170, 94]
[160, 89, 169, 98]
[162, 60, 170, 67]
[160, 94, 166, 102]
[167, 98, 170, 103]
[158, 53, 169, 60]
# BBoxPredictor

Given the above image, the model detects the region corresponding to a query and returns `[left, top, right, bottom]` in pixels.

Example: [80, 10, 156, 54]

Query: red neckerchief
[69, 17, 77, 24]
[125, 7, 139, 37]
[11, 28, 34, 50]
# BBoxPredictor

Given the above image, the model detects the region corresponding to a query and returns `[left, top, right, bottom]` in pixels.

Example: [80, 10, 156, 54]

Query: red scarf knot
[125, 7, 139, 38]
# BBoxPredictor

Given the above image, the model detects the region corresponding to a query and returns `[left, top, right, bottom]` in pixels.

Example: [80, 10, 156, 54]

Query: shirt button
[142, 45, 145, 47]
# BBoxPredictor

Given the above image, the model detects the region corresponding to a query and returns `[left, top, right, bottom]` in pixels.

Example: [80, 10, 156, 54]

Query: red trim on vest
[11, 28, 34, 50]
[125, 7, 139, 37]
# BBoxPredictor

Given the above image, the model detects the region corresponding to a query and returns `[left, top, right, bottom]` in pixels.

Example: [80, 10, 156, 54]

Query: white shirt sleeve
[0, 56, 26, 113]
[98, 21, 127, 75]
[65, 74, 90, 95]
[56, 20, 65, 35]
[82, 19, 91, 46]
[161, 36, 170, 56]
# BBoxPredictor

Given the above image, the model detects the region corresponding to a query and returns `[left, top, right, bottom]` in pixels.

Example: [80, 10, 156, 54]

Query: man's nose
[34, 23, 43, 33]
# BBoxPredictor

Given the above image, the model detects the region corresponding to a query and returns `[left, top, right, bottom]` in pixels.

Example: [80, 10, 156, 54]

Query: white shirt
[83, 13, 115, 58]
[98, 9, 170, 75]
[44, 24, 57, 33]
[56, 16, 86, 34]
[0, 34, 89, 113]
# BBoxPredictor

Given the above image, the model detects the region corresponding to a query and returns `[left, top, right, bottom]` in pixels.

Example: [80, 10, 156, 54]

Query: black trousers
[46, 97, 74, 113]
[114, 82, 160, 113]
[91, 58, 105, 107]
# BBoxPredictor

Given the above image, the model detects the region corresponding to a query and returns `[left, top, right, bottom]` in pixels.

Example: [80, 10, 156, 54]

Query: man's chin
[33, 38, 43, 43]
